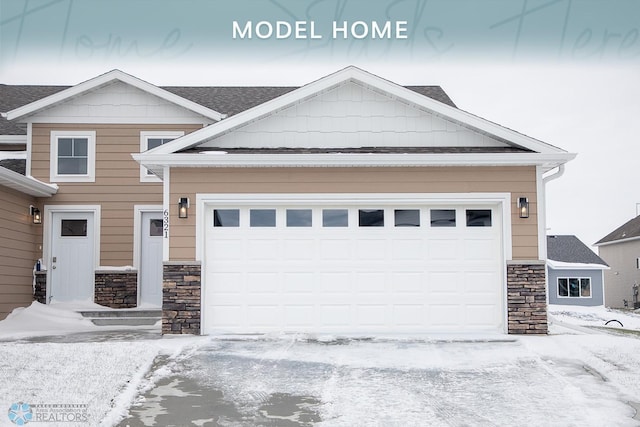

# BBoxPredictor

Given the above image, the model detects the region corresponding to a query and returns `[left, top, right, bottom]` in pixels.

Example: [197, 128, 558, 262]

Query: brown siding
[168, 166, 538, 260]
[0, 185, 39, 319]
[31, 123, 202, 266]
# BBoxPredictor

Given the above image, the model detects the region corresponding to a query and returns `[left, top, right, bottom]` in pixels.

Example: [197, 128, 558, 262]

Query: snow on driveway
[0, 303, 640, 426]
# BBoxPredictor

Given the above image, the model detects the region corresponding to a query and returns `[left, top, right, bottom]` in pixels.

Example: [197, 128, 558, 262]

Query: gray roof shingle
[0, 158, 26, 175]
[595, 216, 640, 245]
[0, 84, 456, 136]
[547, 235, 608, 266]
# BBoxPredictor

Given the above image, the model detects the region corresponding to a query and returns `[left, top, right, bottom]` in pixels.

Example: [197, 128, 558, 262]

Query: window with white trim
[50, 131, 96, 182]
[558, 277, 591, 298]
[140, 131, 184, 182]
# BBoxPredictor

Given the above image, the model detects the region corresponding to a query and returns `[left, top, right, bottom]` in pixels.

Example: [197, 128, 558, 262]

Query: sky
[1, 0, 639, 250]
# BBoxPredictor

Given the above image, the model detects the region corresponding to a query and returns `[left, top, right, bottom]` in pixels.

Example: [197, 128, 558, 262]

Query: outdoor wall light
[178, 197, 189, 219]
[30, 205, 42, 224]
[518, 197, 529, 219]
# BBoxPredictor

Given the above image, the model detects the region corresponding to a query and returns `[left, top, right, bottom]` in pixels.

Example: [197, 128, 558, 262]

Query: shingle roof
[595, 215, 640, 245]
[0, 84, 456, 135]
[547, 235, 608, 266]
[189, 146, 530, 154]
[0, 158, 26, 175]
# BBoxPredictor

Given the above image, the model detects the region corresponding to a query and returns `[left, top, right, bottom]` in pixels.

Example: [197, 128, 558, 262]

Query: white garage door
[202, 198, 505, 335]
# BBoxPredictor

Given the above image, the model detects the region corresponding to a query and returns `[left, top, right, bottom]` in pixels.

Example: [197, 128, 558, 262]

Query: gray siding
[599, 239, 640, 308]
[547, 267, 604, 306]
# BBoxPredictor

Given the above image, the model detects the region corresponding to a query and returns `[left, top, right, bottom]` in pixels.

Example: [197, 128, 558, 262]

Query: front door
[140, 211, 163, 307]
[50, 211, 95, 302]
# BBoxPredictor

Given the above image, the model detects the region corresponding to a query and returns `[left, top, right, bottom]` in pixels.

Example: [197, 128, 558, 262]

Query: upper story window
[140, 131, 184, 182]
[50, 131, 96, 183]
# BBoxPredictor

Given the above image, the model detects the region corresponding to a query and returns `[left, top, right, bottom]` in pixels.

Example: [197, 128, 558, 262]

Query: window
[431, 209, 456, 227]
[250, 209, 276, 227]
[394, 209, 420, 227]
[61, 219, 88, 237]
[50, 131, 96, 182]
[323, 209, 348, 227]
[214, 209, 240, 227]
[466, 209, 492, 227]
[286, 209, 312, 227]
[558, 278, 591, 298]
[149, 219, 164, 237]
[140, 131, 184, 182]
[359, 209, 384, 227]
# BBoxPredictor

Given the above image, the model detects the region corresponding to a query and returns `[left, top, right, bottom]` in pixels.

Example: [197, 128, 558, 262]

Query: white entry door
[50, 211, 95, 302]
[139, 211, 163, 307]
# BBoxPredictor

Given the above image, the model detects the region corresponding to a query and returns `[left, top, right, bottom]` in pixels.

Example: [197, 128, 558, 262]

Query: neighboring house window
[140, 131, 184, 182]
[558, 277, 591, 298]
[50, 131, 96, 182]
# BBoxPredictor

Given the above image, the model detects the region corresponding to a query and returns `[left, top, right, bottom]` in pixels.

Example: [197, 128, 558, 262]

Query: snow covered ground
[0, 303, 639, 426]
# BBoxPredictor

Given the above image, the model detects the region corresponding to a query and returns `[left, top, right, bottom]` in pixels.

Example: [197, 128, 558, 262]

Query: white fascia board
[0, 135, 27, 145]
[134, 151, 576, 179]
[547, 259, 610, 270]
[151, 66, 572, 156]
[0, 167, 58, 197]
[595, 235, 640, 247]
[4, 69, 225, 122]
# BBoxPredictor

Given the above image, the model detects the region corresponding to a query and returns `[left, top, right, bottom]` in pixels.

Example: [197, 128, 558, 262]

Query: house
[595, 215, 640, 308]
[546, 235, 608, 306]
[1, 66, 575, 335]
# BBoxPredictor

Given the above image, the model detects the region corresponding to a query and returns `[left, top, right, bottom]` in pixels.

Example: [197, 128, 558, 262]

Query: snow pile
[549, 304, 640, 330]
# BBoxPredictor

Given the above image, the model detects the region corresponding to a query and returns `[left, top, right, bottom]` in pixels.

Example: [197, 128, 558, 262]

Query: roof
[0, 158, 26, 175]
[0, 81, 455, 135]
[547, 235, 608, 266]
[595, 215, 640, 246]
[0, 164, 57, 197]
[188, 146, 531, 154]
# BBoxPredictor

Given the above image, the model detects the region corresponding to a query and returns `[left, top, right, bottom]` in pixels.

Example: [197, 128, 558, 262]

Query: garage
[201, 195, 506, 335]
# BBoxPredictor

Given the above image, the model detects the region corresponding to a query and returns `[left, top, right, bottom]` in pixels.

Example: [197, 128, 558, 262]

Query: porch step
[78, 309, 161, 326]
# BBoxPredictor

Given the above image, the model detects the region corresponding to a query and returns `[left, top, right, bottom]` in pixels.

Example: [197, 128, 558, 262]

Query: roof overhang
[146, 66, 573, 157]
[595, 235, 640, 247]
[0, 135, 27, 145]
[547, 259, 610, 270]
[0, 167, 58, 197]
[134, 151, 576, 179]
[2, 69, 226, 122]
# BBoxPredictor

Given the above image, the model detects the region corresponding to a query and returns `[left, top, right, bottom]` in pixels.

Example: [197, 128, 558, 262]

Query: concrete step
[78, 309, 161, 327]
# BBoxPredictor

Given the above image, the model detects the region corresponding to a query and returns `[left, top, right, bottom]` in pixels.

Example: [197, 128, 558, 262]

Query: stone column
[162, 262, 201, 334]
[506, 261, 547, 334]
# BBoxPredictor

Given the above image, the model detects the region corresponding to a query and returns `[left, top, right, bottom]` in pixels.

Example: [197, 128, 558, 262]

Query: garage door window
[214, 209, 240, 227]
[250, 209, 276, 227]
[466, 209, 492, 227]
[394, 209, 420, 227]
[359, 209, 384, 227]
[323, 209, 348, 227]
[431, 209, 456, 227]
[287, 209, 312, 227]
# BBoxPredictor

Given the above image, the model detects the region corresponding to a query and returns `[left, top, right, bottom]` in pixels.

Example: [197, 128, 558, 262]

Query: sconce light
[518, 197, 529, 219]
[30, 205, 42, 224]
[178, 197, 189, 219]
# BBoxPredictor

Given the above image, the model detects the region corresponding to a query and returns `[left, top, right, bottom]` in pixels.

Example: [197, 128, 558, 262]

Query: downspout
[542, 164, 565, 184]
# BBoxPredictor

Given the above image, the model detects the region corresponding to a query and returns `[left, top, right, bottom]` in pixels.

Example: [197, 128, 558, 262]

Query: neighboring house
[546, 235, 609, 307]
[1, 66, 575, 335]
[595, 215, 640, 308]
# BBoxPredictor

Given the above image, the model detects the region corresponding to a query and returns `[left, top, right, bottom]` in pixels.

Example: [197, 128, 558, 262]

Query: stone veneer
[163, 262, 201, 335]
[34, 271, 47, 304]
[507, 261, 547, 334]
[94, 270, 138, 308]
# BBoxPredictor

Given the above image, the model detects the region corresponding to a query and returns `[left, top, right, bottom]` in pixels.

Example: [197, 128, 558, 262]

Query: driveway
[118, 337, 639, 426]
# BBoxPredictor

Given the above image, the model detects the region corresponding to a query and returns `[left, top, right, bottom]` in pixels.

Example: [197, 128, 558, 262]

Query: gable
[22, 81, 216, 125]
[199, 81, 510, 149]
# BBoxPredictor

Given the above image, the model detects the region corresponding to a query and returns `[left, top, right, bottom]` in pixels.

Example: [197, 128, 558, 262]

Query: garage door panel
[204, 202, 504, 334]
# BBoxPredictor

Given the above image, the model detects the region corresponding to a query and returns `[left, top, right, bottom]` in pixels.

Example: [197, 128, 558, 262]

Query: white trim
[163, 167, 170, 262]
[0, 165, 57, 197]
[196, 192, 512, 334]
[139, 131, 184, 182]
[133, 205, 163, 306]
[556, 276, 593, 299]
[536, 166, 546, 261]
[4, 69, 225, 122]
[149, 66, 573, 157]
[0, 135, 27, 145]
[595, 235, 640, 247]
[26, 123, 32, 177]
[43, 205, 101, 302]
[134, 152, 577, 179]
[547, 260, 610, 270]
[50, 130, 96, 183]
